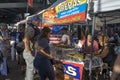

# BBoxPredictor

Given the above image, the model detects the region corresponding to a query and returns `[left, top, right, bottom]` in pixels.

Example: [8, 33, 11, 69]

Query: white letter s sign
[65, 66, 77, 76]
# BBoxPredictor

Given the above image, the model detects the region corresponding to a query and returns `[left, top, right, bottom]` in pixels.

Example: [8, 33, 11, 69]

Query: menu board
[42, 0, 87, 26]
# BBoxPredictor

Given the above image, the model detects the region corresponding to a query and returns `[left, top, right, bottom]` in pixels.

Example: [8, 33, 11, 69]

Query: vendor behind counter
[55, 28, 71, 48]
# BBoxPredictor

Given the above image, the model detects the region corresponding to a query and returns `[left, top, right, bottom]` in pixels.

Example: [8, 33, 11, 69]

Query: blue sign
[52, 26, 65, 34]
[57, 3, 87, 18]
[64, 64, 80, 79]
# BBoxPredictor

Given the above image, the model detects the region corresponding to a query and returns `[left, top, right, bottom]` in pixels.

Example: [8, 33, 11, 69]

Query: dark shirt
[16, 32, 23, 42]
[10, 32, 16, 41]
[36, 38, 50, 59]
[102, 44, 117, 67]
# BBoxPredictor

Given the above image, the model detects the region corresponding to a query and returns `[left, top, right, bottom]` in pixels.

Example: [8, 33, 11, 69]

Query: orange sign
[42, 0, 87, 26]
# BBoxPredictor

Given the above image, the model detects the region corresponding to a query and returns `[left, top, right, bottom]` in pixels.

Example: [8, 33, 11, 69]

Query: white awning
[94, 0, 120, 13]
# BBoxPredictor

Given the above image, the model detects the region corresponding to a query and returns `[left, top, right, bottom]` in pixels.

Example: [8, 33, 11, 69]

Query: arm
[4, 34, 10, 40]
[37, 46, 53, 59]
[23, 36, 34, 56]
[0, 36, 3, 41]
[93, 41, 99, 54]
[36, 39, 54, 59]
[97, 46, 109, 58]
[60, 35, 66, 44]
[0, 32, 3, 40]
[6, 35, 10, 40]
[24, 37, 31, 51]
[23, 26, 35, 56]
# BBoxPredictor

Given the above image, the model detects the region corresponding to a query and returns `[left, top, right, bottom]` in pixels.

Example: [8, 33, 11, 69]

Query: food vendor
[55, 27, 71, 47]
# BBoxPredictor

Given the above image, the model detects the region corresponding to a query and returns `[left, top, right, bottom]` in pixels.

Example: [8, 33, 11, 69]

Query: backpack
[16, 41, 25, 54]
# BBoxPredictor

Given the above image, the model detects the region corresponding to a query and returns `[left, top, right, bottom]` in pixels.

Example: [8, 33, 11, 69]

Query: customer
[23, 15, 40, 80]
[34, 27, 55, 80]
[111, 54, 120, 80]
[0, 23, 10, 76]
[82, 34, 99, 54]
[16, 25, 25, 73]
[96, 34, 117, 67]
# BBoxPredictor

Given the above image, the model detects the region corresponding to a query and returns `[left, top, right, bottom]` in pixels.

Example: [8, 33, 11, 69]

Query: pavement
[0, 59, 24, 80]
[0, 57, 39, 80]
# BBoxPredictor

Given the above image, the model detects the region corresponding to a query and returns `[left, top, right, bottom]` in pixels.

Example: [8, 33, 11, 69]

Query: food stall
[50, 43, 103, 80]
[40, 0, 104, 80]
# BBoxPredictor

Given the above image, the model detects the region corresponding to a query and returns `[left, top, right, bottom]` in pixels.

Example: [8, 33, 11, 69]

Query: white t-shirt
[61, 34, 71, 45]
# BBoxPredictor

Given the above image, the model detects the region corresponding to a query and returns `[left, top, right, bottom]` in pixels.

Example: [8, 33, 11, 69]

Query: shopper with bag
[23, 15, 40, 80]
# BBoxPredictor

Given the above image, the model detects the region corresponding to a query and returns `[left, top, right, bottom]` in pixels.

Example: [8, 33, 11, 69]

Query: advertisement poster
[62, 61, 84, 80]
[42, 9, 57, 26]
[42, 0, 87, 26]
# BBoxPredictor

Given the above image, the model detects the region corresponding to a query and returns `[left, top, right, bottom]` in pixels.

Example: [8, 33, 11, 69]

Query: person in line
[10, 29, 17, 61]
[0, 23, 10, 76]
[16, 25, 25, 73]
[81, 34, 99, 55]
[23, 15, 40, 80]
[111, 47, 120, 80]
[96, 34, 117, 67]
[77, 30, 86, 49]
[34, 27, 55, 80]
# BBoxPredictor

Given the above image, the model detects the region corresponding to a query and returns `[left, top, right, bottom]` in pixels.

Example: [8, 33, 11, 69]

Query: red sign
[42, 12, 86, 26]
[42, 0, 87, 27]
[62, 61, 84, 80]
[55, 12, 86, 25]
[28, 0, 33, 7]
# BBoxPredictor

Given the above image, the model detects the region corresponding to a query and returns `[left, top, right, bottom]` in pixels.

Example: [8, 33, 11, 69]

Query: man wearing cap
[23, 15, 40, 80]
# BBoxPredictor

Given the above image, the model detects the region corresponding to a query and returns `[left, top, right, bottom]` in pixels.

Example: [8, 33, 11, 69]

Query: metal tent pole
[89, 14, 96, 80]
[87, 0, 97, 79]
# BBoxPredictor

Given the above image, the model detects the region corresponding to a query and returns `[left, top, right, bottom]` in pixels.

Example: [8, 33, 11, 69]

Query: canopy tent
[97, 11, 120, 24]
[93, 0, 120, 25]
[94, 0, 120, 13]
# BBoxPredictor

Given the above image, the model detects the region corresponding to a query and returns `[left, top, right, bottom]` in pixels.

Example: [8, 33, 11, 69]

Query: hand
[3, 37, 7, 40]
[0, 37, 4, 41]
[98, 49, 102, 54]
[49, 54, 54, 60]
[30, 51, 35, 57]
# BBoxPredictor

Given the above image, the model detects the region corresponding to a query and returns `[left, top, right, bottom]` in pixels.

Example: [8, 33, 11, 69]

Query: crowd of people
[77, 27, 120, 80]
[0, 14, 120, 80]
[0, 23, 25, 75]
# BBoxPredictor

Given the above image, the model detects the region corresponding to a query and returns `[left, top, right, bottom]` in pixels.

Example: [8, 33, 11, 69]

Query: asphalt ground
[0, 57, 39, 80]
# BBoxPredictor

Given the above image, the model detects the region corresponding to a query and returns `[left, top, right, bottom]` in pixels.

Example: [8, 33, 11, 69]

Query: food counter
[50, 44, 103, 80]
